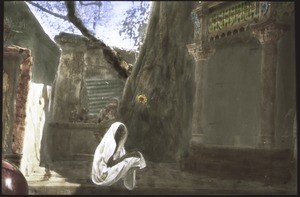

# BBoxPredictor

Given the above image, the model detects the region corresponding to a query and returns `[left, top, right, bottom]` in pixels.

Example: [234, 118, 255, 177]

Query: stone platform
[182, 144, 297, 185]
[26, 162, 296, 195]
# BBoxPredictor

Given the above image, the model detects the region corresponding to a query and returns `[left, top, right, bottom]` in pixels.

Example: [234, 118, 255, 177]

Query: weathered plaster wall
[84, 47, 120, 79]
[51, 34, 88, 122]
[275, 15, 296, 148]
[203, 36, 261, 147]
[4, 1, 61, 85]
[51, 33, 129, 122]
[183, 2, 296, 186]
[2, 53, 22, 155]
[202, 13, 295, 149]
[4, 1, 60, 176]
[20, 83, 52, 175]
[44, 33, 134, 180]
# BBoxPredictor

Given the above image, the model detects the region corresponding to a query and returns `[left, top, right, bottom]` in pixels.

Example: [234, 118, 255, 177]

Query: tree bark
[118, 2, 196, 162]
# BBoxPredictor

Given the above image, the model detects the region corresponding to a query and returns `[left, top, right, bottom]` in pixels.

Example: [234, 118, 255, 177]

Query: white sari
[91, 122, 146, 190]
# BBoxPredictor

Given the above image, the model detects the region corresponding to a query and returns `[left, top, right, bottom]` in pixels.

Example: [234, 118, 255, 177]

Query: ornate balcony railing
[191, 1, 294, 42]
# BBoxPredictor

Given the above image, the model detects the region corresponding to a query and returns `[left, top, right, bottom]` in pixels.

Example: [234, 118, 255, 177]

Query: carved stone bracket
[187, 42, 215, 61]
[251, 20, 287, 44]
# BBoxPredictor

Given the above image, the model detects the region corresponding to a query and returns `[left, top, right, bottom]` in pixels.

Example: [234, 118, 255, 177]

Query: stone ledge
[48, 121, 109, 130]
[181, 144, 296, 185]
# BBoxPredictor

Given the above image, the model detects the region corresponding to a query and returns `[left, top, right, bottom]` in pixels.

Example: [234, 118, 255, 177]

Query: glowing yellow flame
[136, 94, 147, 104]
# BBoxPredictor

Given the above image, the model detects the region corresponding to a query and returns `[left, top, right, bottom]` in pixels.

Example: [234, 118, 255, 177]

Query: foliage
[119, 1, 151, 49]
[75, 1, 113, 32]
[26, 1, 80, 35]
[26, 1, 151, 50]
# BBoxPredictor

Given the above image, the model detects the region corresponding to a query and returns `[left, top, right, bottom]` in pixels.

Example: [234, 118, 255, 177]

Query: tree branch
[65, 1, 98, 41]
[64, 1, 130, 79]
[79, 1, 102, 7]
[26, 1, 68, 20]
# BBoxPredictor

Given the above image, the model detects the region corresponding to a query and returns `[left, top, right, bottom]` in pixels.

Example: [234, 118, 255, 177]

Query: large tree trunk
[118, 2, 196, 162]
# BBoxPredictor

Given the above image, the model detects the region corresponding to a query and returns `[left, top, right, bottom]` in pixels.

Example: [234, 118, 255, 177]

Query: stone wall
[182, 144, 295, 185]
[202, 17, 296, 149]
[203, 36, 261, 147]
[4, 3, 136, 175]
[50, 33, 89, 123]
[183, 2, 296, 185]
[275, 16, 296, 149]
[4, 1, 61, 85]
[21, 83, 52, 175]
[188, 2, 296, 150]
[43, 33, 136, 180]
[50, 33, 130, 122]
[3, 51, 22, 155]
[3, 1, 60, 176]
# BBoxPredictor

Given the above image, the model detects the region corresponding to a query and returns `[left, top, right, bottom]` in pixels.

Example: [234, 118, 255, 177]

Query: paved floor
[27, 162, 297, 195]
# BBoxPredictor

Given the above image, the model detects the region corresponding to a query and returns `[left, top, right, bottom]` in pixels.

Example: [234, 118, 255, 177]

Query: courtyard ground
[27, 161, 297, 195]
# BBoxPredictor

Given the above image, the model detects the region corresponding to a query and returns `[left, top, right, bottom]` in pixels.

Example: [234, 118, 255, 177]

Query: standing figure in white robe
[91, 122, 146, 190]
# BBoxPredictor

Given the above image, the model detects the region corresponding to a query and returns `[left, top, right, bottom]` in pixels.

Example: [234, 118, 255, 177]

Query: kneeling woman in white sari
[91, 122, 146, 190]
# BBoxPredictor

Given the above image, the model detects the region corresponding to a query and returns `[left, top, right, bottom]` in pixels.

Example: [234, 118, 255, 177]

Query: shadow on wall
[39, 121, 111, 184]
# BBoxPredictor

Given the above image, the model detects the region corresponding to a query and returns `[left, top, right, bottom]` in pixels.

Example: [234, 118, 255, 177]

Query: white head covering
[91, 122, 146, 190]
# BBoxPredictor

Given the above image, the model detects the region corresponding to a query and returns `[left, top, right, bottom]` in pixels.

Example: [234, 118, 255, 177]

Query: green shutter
[85, 78, 125, 115]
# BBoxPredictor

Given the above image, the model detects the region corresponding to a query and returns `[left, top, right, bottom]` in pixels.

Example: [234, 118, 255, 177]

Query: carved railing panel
[207, 2, 270, 41]
[191, 2, 294, 43]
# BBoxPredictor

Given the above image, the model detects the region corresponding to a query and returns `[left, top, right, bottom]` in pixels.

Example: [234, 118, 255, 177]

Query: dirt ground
[27, 162, 296, 195]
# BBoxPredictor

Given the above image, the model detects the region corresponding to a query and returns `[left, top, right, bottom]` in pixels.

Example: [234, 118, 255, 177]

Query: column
[187, 43, 214, 146]
[187, 4, 214, 146]
[3, 46, 32, 167]
[251, 21, 286, 149]
[51, 34, 87, 122]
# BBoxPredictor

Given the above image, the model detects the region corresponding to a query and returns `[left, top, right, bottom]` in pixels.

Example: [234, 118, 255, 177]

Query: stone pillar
[3, 46, 32, 167]
[187, 4, 214, 146]
[192, 3, 209, 43]
[251, 21, 286, 149]
[3, 48, 22, 155]
[51, 33, 88, 122]
[187, 43, 214, 145]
